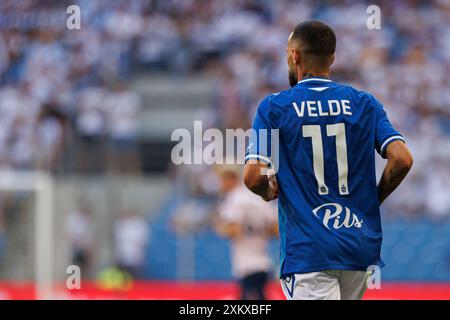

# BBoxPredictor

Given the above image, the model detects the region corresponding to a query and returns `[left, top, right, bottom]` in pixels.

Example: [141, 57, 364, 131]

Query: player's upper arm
[245, 96, 275, 164]
[371, 94, 405, 158]
[244, 95, 275, 192]
[384, 140, 413, 170]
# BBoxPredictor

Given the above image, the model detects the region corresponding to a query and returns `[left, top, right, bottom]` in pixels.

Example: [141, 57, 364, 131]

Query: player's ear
[329, 54, 335, 66]
[292, 49, 301, 66]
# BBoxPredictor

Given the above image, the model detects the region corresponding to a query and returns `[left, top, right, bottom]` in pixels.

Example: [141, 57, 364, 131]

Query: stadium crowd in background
[0, 0, 448, 223]
[0, 0, 143, 174]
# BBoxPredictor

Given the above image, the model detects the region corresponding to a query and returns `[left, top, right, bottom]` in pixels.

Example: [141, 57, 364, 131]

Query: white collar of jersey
[298, 77, 332, 84]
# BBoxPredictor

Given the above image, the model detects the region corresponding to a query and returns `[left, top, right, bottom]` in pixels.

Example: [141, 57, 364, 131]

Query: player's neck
[299, 70, 330, 81]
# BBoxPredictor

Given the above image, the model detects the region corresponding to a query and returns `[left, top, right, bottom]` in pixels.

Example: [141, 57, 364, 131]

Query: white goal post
[0, 170, 54, 300]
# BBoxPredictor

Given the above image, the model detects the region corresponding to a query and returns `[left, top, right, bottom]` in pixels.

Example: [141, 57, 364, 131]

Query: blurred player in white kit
[214, 164, 278, 300]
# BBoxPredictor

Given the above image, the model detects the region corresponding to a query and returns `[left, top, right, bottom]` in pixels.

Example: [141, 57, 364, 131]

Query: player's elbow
[243, 170, 258, 193]
[403, 152, 413, 171]
[386, 141, 413, 172]
[392, 150, 413, 173]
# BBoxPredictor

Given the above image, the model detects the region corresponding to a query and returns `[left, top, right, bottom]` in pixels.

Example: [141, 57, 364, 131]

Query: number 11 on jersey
[302, 123, 349, 196]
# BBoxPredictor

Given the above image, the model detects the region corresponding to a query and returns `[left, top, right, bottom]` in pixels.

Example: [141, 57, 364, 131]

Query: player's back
[246, 77, 404, 276]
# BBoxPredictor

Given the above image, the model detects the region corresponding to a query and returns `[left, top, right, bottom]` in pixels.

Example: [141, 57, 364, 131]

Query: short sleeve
[372, 96, 405, 158]
[245, 96, 273, 166]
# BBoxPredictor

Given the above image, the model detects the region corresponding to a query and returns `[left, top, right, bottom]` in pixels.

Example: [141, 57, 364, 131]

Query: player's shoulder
[257, 82, 382, 114]
[332, 81, 382, 109]
[265, 82, 373, 101]
[258, 86, 307, 114]
[255, 90, 293, 123]
[332, 81, 371, 98]
[258, 89, 290, 109]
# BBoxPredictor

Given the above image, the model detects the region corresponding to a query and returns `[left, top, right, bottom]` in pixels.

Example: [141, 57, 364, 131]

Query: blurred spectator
[106, 82, 142, 174]
[214, 67, 249, 129]
[34, 103, 66, 172]
[75, 86, 107, 174]
[66, 202, 95, 278]
[214, 164, 278, 300]
[113, 210, 150, 278]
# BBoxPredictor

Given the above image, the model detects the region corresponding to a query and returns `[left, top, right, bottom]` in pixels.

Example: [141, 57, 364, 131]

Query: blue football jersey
[245, 77, 404, 276]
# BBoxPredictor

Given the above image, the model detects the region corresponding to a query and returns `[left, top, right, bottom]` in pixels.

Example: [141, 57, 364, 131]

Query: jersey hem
[280, 262, 385, 278]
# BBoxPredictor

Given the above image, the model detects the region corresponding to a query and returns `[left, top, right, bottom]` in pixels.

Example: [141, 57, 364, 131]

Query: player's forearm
[244, 171, 270, 199]
[377, 156, 412, 204]
[244, 162, 279, 201]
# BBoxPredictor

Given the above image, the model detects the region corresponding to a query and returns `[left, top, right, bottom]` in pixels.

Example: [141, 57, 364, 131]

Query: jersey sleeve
[245, 96, 274, 167]
[372, 95, 405, 158]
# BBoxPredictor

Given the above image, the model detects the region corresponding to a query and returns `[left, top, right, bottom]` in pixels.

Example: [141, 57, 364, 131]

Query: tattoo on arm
[389, 167, 408, 183]
[378, 165, 411, 204]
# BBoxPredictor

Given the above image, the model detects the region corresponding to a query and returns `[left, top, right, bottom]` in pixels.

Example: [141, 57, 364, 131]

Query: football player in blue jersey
[243, 21, 413, 300]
